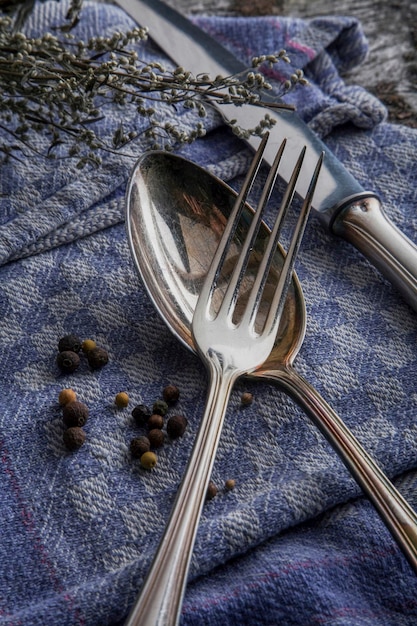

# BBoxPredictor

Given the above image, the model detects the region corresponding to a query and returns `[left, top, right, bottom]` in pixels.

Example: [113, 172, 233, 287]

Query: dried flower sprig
[0, 10, 307, 167]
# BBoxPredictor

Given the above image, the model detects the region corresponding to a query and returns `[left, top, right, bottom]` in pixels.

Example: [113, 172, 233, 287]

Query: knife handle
[331, 195, 417, 311]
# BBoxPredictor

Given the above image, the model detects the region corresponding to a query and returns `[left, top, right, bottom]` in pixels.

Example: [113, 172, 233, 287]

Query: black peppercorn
[62, 401, 89, 427]
[87, 346, 109, 369]
[148, 429, 165, 448]
[63, 426, 86, 450]
[162, 384, 180, 404]
[57, 350, 80, 373]
[206, 481, 218, 501]
[131, 404, 152, 427]
[130, 436, 151, 459]
[148, 413, 164, 430]
[167, 414, 188, 439]
[152, 399, 169, 416]
[58, 334, 82, 353]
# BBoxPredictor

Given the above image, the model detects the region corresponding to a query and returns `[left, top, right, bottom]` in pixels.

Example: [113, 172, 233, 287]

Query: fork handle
[331, 195, 417, 311]
[263, 365, 417, 574]
[125, 363, 237, 626]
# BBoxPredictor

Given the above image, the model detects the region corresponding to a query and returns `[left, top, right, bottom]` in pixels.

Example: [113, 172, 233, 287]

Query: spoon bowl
[126, 151, 305, 367]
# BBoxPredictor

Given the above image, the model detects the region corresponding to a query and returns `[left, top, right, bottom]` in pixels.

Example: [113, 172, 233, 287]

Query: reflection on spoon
[126, 152, 417, 579]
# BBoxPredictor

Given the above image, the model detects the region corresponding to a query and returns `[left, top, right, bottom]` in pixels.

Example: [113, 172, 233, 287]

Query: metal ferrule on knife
[115, 0, 417, 311]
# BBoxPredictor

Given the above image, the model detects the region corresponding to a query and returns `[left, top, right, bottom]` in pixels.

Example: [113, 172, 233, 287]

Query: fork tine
[218, 137, 287, 320]
[241, 144, 307, 330]
[262, 150, 324, 337]
[198, 132, 269, 317]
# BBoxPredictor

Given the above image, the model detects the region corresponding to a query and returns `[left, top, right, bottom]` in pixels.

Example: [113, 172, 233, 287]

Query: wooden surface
[167, 0, 417, 127]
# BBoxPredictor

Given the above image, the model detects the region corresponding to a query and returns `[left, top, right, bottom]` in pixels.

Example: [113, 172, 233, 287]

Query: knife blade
[116, 0, 417, 311]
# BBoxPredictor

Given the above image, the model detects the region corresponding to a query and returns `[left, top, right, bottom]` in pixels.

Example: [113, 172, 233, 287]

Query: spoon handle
[264, 365, 417, 574]
[125, 364, 236, 626]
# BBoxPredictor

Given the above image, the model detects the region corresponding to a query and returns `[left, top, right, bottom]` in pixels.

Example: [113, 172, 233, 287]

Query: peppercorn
[81, 339, 96, 353]
[63, 426, 86, 451]
[58, 388, 77, 406]
[132, 404, 152, 427]
[166, 414, 188, 439]
[225, 479, 236, 491]
[152, 399, 169, 416]
[87, 346, 109, 369]
[206, 481, 218, 501]
[58, 334, 82, 353]
[241, 392, 253, 406]
[57, 350, 80, 373]
[140, 451, 157, 469]
[115, 392, 129, 408]
[130, 436, 151, 459]
[148, 413, 164, 430]
[62, 401, 89, 428]
[162, 384, 180, 404]
[148, 429, 165, 448]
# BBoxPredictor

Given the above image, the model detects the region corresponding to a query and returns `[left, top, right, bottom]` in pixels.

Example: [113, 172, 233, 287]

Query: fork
[125, 133, 323, 626]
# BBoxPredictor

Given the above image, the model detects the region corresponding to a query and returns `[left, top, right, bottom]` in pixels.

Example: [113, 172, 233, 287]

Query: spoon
[126, 151, 417, 577]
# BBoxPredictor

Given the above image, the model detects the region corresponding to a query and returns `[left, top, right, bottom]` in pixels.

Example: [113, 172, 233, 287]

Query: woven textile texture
[0, 2, 416, 625]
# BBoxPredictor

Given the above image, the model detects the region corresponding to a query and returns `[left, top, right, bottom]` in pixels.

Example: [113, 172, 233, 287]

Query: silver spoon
[126, 151, 417, 577]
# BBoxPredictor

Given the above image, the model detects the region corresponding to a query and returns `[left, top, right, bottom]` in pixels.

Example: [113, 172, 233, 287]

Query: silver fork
[125, 133, 324, 626]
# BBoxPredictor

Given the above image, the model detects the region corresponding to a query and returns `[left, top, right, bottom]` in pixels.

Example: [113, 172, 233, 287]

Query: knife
[115, 0, 417, 311]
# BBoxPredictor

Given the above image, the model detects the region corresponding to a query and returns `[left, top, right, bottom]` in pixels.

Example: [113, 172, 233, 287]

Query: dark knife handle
[330, 195, 417, 310]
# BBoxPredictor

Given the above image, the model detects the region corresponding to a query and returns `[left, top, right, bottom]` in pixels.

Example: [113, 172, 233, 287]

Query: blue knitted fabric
[0, 2, 416, 625]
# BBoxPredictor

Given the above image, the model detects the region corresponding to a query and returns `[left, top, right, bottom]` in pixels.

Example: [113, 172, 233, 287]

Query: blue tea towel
[0, 2, 416, 625]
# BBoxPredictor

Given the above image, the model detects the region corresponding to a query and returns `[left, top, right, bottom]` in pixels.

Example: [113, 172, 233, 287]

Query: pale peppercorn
[81, 339, 96, 353]
[58, 388, 77, 406]
[63, 426, 86, 451]
[57, 350, 80, 373]
[115, 392, 129, 408]
[130, 436, 150, 459]
[163, 384, 180, 404]
[62, 401, 89, 428]
[140, 451, 157, 469]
